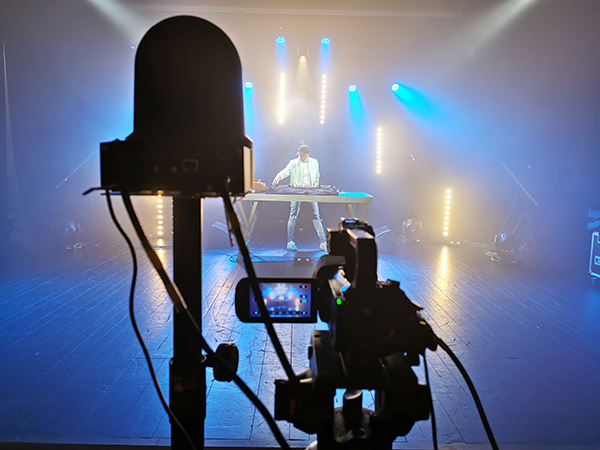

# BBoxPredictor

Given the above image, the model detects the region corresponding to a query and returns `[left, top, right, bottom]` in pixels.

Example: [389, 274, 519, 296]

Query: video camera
[236, 218, 438, 449]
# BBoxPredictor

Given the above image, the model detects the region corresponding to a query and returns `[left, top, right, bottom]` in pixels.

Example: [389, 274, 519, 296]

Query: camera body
[235, 219, 438, 448]
[317, 219, 437, 366]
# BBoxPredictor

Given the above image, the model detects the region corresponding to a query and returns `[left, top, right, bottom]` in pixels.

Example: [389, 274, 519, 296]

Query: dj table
[234, 191, 373, 245]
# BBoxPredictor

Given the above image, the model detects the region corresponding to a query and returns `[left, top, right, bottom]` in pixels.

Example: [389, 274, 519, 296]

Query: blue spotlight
[320, 37, 331, 71]
[391, 83, 399, 92]
[244, 80, 255, 136]
[348, 86, 364, 121]
[277, 37, 286, 68]
[392, 84, 433, 116]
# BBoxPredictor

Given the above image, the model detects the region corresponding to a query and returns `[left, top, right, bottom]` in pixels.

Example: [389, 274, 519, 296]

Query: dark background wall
[1, 0, 599, 270]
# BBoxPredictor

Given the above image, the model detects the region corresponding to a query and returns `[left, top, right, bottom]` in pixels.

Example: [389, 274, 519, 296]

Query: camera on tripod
[235, 218, 438, 449]
[95, 15, 496, 450]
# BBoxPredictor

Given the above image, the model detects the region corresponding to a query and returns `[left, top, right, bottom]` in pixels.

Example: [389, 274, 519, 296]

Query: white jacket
[274, 157, 320, 187]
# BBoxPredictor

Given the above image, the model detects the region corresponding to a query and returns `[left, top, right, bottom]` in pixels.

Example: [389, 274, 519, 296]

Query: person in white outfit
[272, 145, 327, 251]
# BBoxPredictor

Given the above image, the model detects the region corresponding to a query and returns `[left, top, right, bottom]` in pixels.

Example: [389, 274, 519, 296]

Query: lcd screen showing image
[249, 282, 312, 318]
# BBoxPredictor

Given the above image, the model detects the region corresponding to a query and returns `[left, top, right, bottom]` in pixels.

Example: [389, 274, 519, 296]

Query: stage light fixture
[157, 194, 163, 236]
[276, 37, 285, 44]
[391, 83, 399, 91]
[402, 218, 423, 241]
[348, 85, 357, 92]
[322, 38, 330, 44]
[299, 55, 307, 63]
[443, 189, 452, 237]
[320, 74, 327, 124]
[244, 81, 253, 88]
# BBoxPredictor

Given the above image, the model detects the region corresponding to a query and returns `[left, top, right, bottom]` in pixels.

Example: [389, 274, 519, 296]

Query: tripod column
[170, 197, 205, 450]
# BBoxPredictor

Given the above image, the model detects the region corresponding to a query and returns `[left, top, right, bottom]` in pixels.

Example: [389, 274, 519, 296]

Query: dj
[272, 144, 327, 252]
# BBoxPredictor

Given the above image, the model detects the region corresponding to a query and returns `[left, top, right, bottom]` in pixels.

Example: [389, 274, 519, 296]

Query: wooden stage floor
[1, 240, 600, 450]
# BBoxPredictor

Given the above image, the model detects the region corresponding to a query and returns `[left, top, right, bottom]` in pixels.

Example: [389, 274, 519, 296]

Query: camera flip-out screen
[235, 278, 317, 323]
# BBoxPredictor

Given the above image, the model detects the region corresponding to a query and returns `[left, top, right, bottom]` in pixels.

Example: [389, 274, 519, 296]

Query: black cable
[437, 338, 500, 450]
[105, 191, 198, 450]
[120, 193, 291, 450]
[221, 190, 298, 384]
[423, 353, 438, 450]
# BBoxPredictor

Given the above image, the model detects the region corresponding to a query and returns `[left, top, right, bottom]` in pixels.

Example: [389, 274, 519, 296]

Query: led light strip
[320, 74, 327, 124]
[157, 194, 164, 236]
[443, 189, 451, 237]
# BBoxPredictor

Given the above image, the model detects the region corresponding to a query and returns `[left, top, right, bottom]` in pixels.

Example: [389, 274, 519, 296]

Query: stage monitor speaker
[375, 225, 397, 254]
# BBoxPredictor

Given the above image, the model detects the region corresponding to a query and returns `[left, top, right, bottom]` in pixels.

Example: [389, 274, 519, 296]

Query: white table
[234, 192, 373, 245]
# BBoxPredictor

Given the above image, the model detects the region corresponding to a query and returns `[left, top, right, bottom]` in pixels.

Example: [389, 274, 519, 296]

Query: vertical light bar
[320, 74, 327, 125]
[443, 189, 452, 237]
[278, 73, 286, 124]
[157, 193, 164, 236]
[376, 127, 383, 174]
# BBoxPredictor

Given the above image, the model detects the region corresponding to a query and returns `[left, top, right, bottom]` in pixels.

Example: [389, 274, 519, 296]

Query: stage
[1, 241, 600, 450]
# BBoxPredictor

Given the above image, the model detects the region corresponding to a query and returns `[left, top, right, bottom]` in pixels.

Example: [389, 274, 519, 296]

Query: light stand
[171, 198, 204, 449]
[99, 16, 253, 449]
[494, 163, 538, 265]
